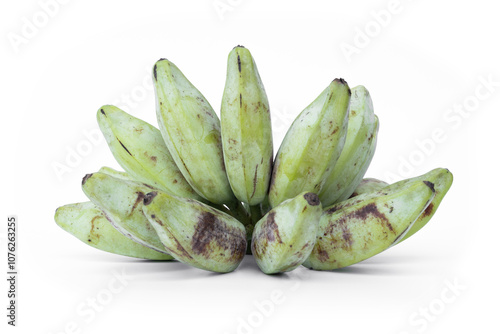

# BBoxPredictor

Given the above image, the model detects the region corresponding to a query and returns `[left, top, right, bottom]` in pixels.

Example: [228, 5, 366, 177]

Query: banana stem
[249, 205, 263, 224]
[225, 201, 251, 225]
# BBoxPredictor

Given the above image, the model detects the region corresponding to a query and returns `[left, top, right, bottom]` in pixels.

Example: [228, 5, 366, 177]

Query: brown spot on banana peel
[326, 203, 395, 238]
[316, 243, 330, 262]
[153, 63, 158, 81]
[423, 181, 435, 192]
[240, 93, 242, 108]
[100, 109, 106, 116]
[118, 139, 132, 156]
[253, 212, 282, 258]
[251, 164, 258, 199]
[264, 212, 282, 244]
[89, 216, 101, 242]
[237, 54, 241, 73]
[178, 157, 193, 178]
[129, 192, 145, 216]
[421, 202, 434, 217]
[192, 212, 246, 261]
[303, 193, 320, 206]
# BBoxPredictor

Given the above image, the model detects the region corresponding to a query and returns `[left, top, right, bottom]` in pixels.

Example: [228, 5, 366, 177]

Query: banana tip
[303, 193, 320, 206]
[82, 174, 93, 186]
[143, 192, 158, 206]
[334, 78, 348, 85]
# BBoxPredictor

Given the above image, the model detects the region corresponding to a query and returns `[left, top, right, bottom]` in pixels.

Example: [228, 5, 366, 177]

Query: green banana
[252, 192, 322, 274]
[97, 105, 202, 201]
[319, 86, 379, 206]
[268, 79, 350, 208]
[303, 180, 435, 270]
[349, 178, 389, 198]
[348, 168, 453, 243]
[81, 172, 169, 254]
[142, 191, 247, 273]
[393, 168, 453, 243]
[153, 59, 235, 205]
[221, 46, 273, 206]
[55, 202, 173, 260]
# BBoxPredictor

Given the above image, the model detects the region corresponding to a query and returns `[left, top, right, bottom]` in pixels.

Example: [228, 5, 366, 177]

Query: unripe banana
[393, 168, 453, 243]
[303, 180, 435, 270]
[55, 202, 173, 260]
[349, 178, 389, 198]
[347, 168, 453, 243]
[97, 105, 202, 201]
[221, 46, 273, 206]
[319, 86, 379, 206]
[142, 191, 247, 273]
[153, 59, 235, 205]
[268, 79, 350, 208]
[81, 172, 169, 254]
[252, 192, 322, 274]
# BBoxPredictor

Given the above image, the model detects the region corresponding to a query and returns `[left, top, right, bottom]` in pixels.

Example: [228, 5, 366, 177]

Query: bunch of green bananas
[55, 46, 453, 274]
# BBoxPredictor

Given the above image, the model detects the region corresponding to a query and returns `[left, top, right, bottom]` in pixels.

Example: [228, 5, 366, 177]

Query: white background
[1, 0, 498, 333]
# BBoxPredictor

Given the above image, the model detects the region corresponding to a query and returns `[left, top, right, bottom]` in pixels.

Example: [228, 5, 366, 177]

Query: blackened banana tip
[303, 192, 320, 206]
[143, 192, 158, 206]
[82, 173, 93, 186]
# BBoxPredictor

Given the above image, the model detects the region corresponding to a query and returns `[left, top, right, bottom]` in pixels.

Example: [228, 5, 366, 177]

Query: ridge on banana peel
[336, 128, 378, 201]
[81, 172, 170, 255]
[319, 85, 379, 206]
[221, 45, 273, 206]
[55, 202, 173, 260]
[142, 191, 247, 273]
[153, 58, 235, 205]
[349, 178, 389, 198]
[268, 78, 351, 208]
[98, 166, 134, 181]
[97, 105, 203, 201]
[349, 168, 453, 243]
[252, 192, 323, 274]
[303, 180, 436, 270]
